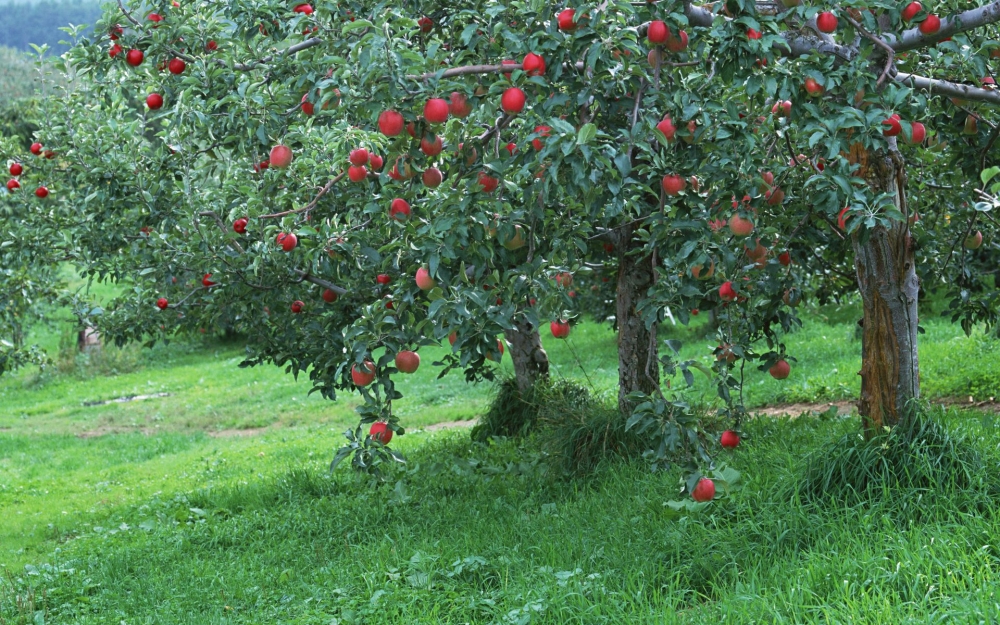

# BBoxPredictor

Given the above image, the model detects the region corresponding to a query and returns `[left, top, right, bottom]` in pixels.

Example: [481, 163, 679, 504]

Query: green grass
[2, 292, 1000, 622]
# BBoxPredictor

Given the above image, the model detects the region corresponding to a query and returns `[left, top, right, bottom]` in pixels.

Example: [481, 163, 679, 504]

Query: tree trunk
[504, 318, 549, 394]
[616, 229, 660, 415]
[849, 144, 920, 438]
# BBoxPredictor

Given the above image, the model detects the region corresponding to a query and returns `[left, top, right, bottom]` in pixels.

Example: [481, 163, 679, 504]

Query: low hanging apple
[156, 297, 169, 310]
[322, 288, 338, 303]
[125, 49, 144, 66]
[30, 142, 42, 155]
[557, 8, 576, 31]
[389, 198, 411, 221]
[352, 360, 376, 386]
[415, 267, 436, 290]
[769, 359, 791, 379]
[35, 185, 49, 198]
[269, 144, 293, 168]
[168, 58, 186, 74]
[550, 320, 571, 339]
[6, 179, 20, 191]
[8, 163, 22, 176]
[501, 88, 526, 114]
[349, 148, 369, 166]
[369, 421, 393, 444]
[277, 232, 298, 251]
[395, 350, 420, 373]
[691, 477, 715, 502]
[719, 281, 737, 302]
[233, 218, 248, 233]
[816, 11, 838, 33]
[720, 430, 740, 449]
[424, 98, 449, 124]
[522, 53, 545, 76]
[647, 20, 668, 44]
[422, 167, 443, 188]
[146, 93, 164, 109]
[728, 214, 755, 236]
[662, 174, 685, 195]
[290, 300, 305, 314]
[378, 110, 405, 136]
[901, 1, 922, 21]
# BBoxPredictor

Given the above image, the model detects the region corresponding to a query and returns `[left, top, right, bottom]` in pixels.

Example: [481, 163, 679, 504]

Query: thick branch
[891, 0, 1000, 52]
[234, 38, 324, 71]
[408, 63, 521, 81]
[895, 72, 1000, 106]
[296, 271, 347, 295]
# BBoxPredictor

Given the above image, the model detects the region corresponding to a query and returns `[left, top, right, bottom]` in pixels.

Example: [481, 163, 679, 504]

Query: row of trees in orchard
[2, 0, 999, 488]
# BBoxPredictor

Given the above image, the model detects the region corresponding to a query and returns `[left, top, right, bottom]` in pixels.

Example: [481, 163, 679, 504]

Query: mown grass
[1, 287, 1000, 622]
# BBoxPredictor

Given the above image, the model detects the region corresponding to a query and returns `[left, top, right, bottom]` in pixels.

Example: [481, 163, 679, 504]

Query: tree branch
[891, 0, 1000, 53]
[894, 72, 1000, 106]
[839, 10, 895, 87]
[258, 172, 345, 219]
[296, 270, 347, 295]
[234, 38, 325, 71]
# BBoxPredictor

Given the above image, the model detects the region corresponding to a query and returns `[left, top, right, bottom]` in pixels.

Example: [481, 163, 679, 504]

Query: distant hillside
[0, 0, 102, 53]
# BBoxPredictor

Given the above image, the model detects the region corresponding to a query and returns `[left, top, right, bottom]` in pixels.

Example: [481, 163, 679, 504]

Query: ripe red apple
[555, 272, 573, 287]
[146, 93, 164, 109]
[30, 143, 42, 155]
[278, 232, 298, 251]
[370, 420, 392, 443]
[233, 218, 248, 233]
[882, 114, 902, 136]
[983, 77, 996, 89]
[125, 49, 144, 66]
[206, 40, 218, 51]
[168, 58, 186, 74]
[415, 267, 436, 290]
[269, 145, 293, 168]
[720, 430, 740, 449]
[420, 134, 443, 156]
[8, 163, 22, 176]
[293, 3, 313, 14]
[417, 15, 433, 33]
[449, 92, 472, 118]
[349, 148, 369, 166]
[747, 28, 762, 39]
[322, 288, 338, 303]
[109, 43, 123, 58]
[422, 167, 443, 188]
[486, 339, 505, 362]
[253, 159, 269, 173]
[745, 240, 768, 263]
[964, 115, 979, 135]
[558, 8, 577, 31]
[778, 251, 792, 266]
[501, 59, 518, 79]
[532, 125, 551, 151]
[656, 115, 677, 141]
[766, 187, 785, 206]
[729, 214, 755, 236]
[838, 206, 851, 231]
[290, 300, 304, 314]
[43, 150, 54, 160]
[919, 13, 940, 34]
[448, 331, 458, 346]
[395, 350, 420, 373]
[691, 260, 715, 280]
[662, 174, 686, 195]
[965, 231, 983, 250]
[501, 87, 526, 114]
[771, 100, 791, 117]
[34, 186, 48, 198]
[522, 52, 545, 76]
[6, 179, 19, 191]
[505, 142, 518, 155]
[907, 122, 926, 144]
[378, 110, 404, 136]
[424, 98, 449, 124]
[769, 359, 791, 379]
[156, 297, 169, 310]
[804, 77, 824, 97]
[148, 12, 162, 22]
[719, 281, 737, 302]
[901, 1, 921, 21]
[665, 29, 688, 52]
[376, 273, 391, 285]
[717, 344, 736, 364]
[347, 165, 367, 182]
[477, 171, 499, 193]
[816, 11, 837, 33]
[647, 20, 668, 44]
[692, 478, 715, 502]
[369, 154, 383, 171]
[352, 360, 376, 386]
[550, 320, 571, 339]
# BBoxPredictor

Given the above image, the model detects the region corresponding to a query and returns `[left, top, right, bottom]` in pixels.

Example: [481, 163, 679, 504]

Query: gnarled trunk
[616, 229, 660, 415]
[504, 318, 549, 393]
[849, 145, 920, 437]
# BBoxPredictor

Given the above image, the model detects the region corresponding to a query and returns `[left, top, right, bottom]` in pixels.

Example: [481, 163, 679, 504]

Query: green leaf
[577, 123, 597, 145]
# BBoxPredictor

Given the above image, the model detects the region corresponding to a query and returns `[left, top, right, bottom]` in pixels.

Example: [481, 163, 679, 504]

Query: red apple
[816, 11, 837, 33]
[109, 43, 123, 58]
[168, 58, 186, 74]
[148, 12, 162, 22]
[505, 142, 518, 155]
[532, 125, 551, 151]
[882, 113, 902, 137]
[269, 144, 293, 168]
[550, 320, 571, 339]
[804, 77, 824, 97]
[501, 87, 526, 114]
[771, 100, 792, 117]
[692, 477, 715, 502]
[778, 251, 792, 266]
[395, 350, 420, 373]
[720, 430, 740, 449]
[907, 122, 926, 144]
[278, 232, 298, 251]
[125, 49, 144, 66]
[901, 1, 921, 21]
[424, 98, 449, 124]
[965, 231, 983, 250]
[322, 288, 338, 303]
[233, 218, 248, 234]
[8, 163, 22, 176]
[146, 93, 164, 109]
[34, 186, 48, 198]
[647, 20, 668, 44]
[290, 300, 304, 313]
[352, 360, 376, 386]
[378, 110, 405, 136]
[347, 165, 367, 182]
[422, 167, 443, 188]
[964, 115, 979, 135]
[729, 214, 755, 236]
[6, 179, 19, 191]
[719, 281, 737, 302]
[30, 142, 42, 155]
[747, 28, 762, 39]
[486, 339, 505, 362]
[449, 91, 472, 118]
[555, 272, 573, 287]
[522, 52, 545, 76]
[376, 273, 391, 285]
[369, 154, 383, 170]
[349, 148, 369, 166]
[389, 198, 411, 221]
[769, 359, 791, 379]
[662, 174, 686, 195]
[206, 40, 218, 51]
[370, 420, 393, 443]
[156, 297, 169, 310]
[691, 261, 715, 280]
[417, 16, 433, 33]
[415, 267, 436, 290]
[420, 134, 443, 156]
[558, 8, 577, 31]
[919, 13, 940, 34]
[665, 29, 688, 52]
[477, 171, 499, 193]
[656, 115, 677, 141]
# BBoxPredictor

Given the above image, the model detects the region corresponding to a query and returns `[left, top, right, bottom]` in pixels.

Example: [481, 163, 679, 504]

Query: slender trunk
[848, 144, 920, 437]
[504, 318, 549, 393]
[616, 229, 660, 415]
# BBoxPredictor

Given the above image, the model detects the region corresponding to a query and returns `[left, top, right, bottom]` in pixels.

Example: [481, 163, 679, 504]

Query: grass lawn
[2, 291, 1000, 622]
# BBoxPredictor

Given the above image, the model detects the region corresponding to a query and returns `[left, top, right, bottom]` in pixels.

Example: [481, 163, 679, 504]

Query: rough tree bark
[504, 318, 549, 393]
[849, 144, 920, 438]
[616, 227, 660, 415]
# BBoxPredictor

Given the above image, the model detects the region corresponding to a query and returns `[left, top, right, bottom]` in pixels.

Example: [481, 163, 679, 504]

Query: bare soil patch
[753, 401, 856, 418]
[82, 393, 171, 407]
[424, 419, 478, 431]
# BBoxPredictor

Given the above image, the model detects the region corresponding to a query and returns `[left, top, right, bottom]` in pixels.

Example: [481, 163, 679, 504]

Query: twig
[839, 10, 895, 87]
[258, 172, 345, 219]
[941, 213, 978, 273]
[407, 63, 522, 81]
[197, 210, 245, 254]
[293, 270, 347, 295]
[982, 123, 1000, 172]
